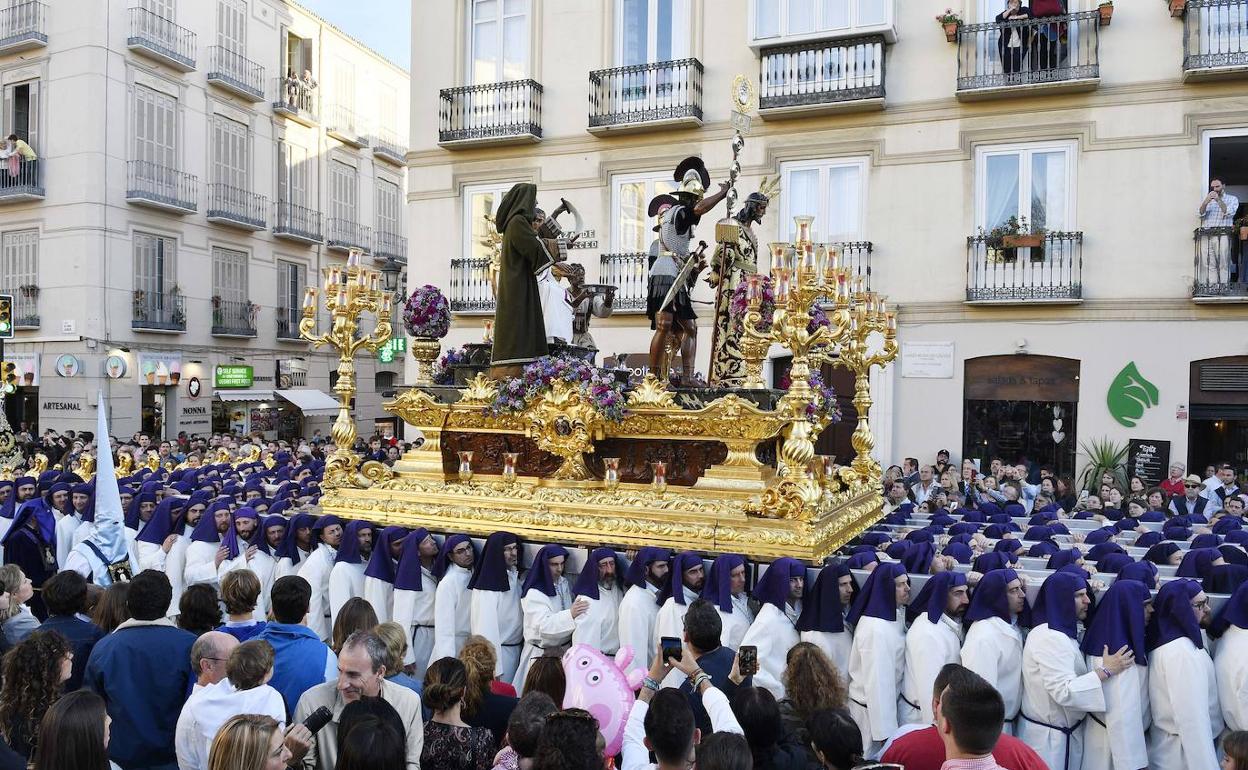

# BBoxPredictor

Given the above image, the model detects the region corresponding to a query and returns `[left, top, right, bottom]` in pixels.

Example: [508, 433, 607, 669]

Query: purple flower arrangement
[402, 285, 450, 339]
[730, 276, 776, 334]
[433, 346, 470, 386]
[489, 353, 628, 423]
[807, 369, 842, 422]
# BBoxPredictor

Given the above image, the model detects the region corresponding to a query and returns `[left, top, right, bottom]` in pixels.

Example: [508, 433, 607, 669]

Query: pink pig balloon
[561, 643, 647, 757]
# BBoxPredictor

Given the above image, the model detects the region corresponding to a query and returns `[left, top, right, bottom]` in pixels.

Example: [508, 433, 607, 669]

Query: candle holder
[502, 452, 518, 484]
[651, 461, 667, 495]
[483, 319, 494, 343]
[603, 457, 620, 492]
[458, 451, 474, 483]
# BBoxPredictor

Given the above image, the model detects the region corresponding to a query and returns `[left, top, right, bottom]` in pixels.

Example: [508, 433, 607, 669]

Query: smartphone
[660, 636, 683, 663]
[738, 645, 759, 677]
[1080, 490, 1090, 500]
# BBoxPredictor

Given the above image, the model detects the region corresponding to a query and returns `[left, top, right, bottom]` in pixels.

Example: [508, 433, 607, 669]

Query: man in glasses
[1170, 474, 1211, 519]
[1146, 579, 1221, 769]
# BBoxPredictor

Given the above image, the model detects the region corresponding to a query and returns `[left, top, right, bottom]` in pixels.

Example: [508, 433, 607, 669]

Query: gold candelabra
[740, 215, 898, 515]
[301, 248, 395, 489]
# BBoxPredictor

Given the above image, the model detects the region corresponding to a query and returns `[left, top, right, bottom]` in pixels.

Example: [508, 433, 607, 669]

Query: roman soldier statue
[708, 178, 777, 386]
[646, 156, 728, 384]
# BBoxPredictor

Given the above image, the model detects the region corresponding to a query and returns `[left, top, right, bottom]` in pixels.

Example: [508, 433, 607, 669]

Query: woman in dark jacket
[731, 686, 808, 770]
[996, 0, 1034, 75]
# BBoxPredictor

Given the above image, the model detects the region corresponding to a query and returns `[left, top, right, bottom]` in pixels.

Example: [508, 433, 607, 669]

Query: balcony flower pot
[943, 22, 960, 42]
[1098, 2, 1113, 24]
[1002, 234, 1046, 249]
[1239, 225, 1248, 241]
[1170, 0, 1186, 16]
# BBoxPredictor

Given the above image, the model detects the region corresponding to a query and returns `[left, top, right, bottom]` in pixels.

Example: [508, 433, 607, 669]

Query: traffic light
[0, 294, 11, 339]
[1, 362, 14, 395]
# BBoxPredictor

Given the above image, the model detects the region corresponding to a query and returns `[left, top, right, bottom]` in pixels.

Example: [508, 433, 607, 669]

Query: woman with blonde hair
[206, 713, 290, 770]
[374, 621, 423, 694]
[0, 565, 38, 645]
[779, 641, 848, 757]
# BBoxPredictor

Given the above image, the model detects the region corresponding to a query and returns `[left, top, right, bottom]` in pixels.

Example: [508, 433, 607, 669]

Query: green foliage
[1078, 436, 1128, 493]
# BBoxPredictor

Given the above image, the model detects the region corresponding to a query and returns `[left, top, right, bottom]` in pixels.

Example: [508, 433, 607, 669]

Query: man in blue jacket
[674, 598, 751, 735]
[257, 575, 337, 718]
[37, 569, 104, 691]
[84, 569, 195, 770]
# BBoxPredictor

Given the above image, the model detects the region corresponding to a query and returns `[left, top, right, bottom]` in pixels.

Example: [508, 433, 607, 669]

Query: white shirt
[847, 612, 908, 745]
[622, 687, 742, 770]
[903, 613, 964, 724]
[364, 569, 397, 624]
[174, 679, 285, 770]
[618, 582, 662, 678]
[393, 566, 438, 666]
[297, 544, 336, 641]
[717, 593, 755, 651]
[469, 570, 524, 676]
[801, 626, 853, 680]
[431, 563, 472, 661]
[961, 616, 1024, 721]
[1018, 624, 1105, 770]
[654, 586, 699, 647]
[573, 583, 623, 654]
[739, 602, 800, 699]
[1149, 636, 1222, 770]
[1215, 625, 1248, 731]
[328, 560, 366, 623]
[1082, 657, 1149, 770]
[54, 512, 82, 567]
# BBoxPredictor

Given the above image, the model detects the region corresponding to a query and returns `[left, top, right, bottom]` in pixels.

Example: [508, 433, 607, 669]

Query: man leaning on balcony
[1199, 177, 1240, 286]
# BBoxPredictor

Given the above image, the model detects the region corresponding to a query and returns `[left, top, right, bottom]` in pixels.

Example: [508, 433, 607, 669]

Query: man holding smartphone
[662, 598, 752, 734]
[1199, 177, 1240, 285]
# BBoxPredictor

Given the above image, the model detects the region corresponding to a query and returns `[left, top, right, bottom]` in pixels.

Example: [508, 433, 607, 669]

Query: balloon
[561, 644, 646, 757]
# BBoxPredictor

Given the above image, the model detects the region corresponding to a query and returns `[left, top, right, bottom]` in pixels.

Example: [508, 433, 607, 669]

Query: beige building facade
[0, 0, 410, 441]
[409, 0, 1248, 479]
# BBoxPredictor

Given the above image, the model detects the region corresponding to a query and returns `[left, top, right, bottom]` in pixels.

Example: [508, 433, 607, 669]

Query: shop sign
[180, 402, 211, 431]
[214, 365, 254, 389]
[137, 352, 182, 386]
[1127, 439, 1171, 487]
[1, 353, 39, 388]
[187, 376, 202, 399]
[1107, 362, 1159, 428]
[42, 397, 85, 412]
[55, 354, 82, 378]
[901, 342, 955, 379]
[104, 355, 128, 380]
[378, 337, 407, 363]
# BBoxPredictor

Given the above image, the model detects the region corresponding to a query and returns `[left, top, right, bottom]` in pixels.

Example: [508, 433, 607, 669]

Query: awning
[215, 389, 275, 402]
[276, 388, 341, 416]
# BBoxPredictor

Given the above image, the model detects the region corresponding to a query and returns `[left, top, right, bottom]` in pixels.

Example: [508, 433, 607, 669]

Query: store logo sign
[378, 336, 407, 363]
[214, 365, 254, 389]
[1107, 362, 1159, 428]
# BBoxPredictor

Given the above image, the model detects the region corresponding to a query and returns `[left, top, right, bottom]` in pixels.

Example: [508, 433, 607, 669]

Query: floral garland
[490, 353, 627, 423]
[433, 346, 470, 386]
[402, 285, 451, 339]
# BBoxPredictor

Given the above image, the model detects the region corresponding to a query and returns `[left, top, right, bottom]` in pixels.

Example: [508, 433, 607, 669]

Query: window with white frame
[217, 0, 245, 51]
[133, 85, 176, 168]
[376, 179, 400, 236]
[333, 58, 356, 119]
[329, 160, 358, 223]
[277, 140, 309, 206]
[277, 259, 306, 312]
[1, 230, 38, 318]
[140, 0, 176, 20]
[753, 0, 889, 42]
[611, 172, 678, 253]
[212, 246, 248, 305]
[779, 158, 867, 244]
[211, 114, 249, 190]
[617, 0, 690, 65]
[2, 80, 39, 151]
[463, 182, 518, 260]
[975, 142, 1075, 233]
[133, 232, 176, 299]
[469, 0, 529, 84]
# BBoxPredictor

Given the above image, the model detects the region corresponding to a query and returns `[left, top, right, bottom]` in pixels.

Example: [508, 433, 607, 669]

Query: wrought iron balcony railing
[0, 158, 44, 202]
[1193, 226, 1248, 300]
[598, 253, 649, 313]
[326, 219, 373, 253]
[271, 76, 319, 125]
[589, 59, 703, 132]
[1184, 0, 1248, 78]
[207, 46, 265, 101]
[956, 11, 1099, 97]
[439, 79, 543, 146]
[126, 160, 197, 213]
[371, 129, 407, 165]
[966, 231, 1083, 303]
[132, 290, 186, 332]
[277, 306, 302, 339]
[374, 231, 407, 263]
[274, 201, 323, 244]
[1, 290, 38, 329]
[450, 257, 496, 313]
[0, 1, 46, 54]
[126, 6, 196, 71]
[211, 298, 257, 337]
[207, 183, 267, 230]
[759, 37, 885, 114]
[326, 104, 370, 148]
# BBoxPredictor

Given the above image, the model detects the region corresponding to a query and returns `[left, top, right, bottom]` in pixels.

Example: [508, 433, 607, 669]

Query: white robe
[801, 627, 853, 681]
[961, 616, 1024, 728]
[903, 613, 964, 724]
[1148, 637, 1222, 770]
[1214, 625, 1248, 732]
[394, 566, 438, 676]
[739, 602, 800, 700]
[164, 528, 192, 617]
[55, 513, 82, 567]
[274, 548, 310, 581]
[847, 612, 911, 755]
[1018, 624, 1106, 770]
[537, 263, 574, 343]
[364, 571, 396, 624]
[67, 539, 140, 587]
[297, 544, 336, 641]
[515, 579, 574, 691]
[655, 585, 700, 647]
[717, 593, 755, 651]
[137, 538, 172, 573]
[328, 561, 366, 622]
[71, 520, 95, 549]
[431, 564, 472, 661]
[572, 584, 622, 654]
[469, 570, 524, 682]
[1081, 659, 1149, 770]
[247, 551, 276, 620]
[184, 540, 223, 588]
[618, 582, 661, 677]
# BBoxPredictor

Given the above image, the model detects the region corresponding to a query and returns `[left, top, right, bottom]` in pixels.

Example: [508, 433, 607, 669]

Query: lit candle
[303, 287, 316, 309]
[801, 242, 817, 279]
[381, 295, 392, 315]
[775, 268, 791, 304]
[769, 242, 788, 271]
[887, 311, 897, 331]
[347, 250, 361, 269]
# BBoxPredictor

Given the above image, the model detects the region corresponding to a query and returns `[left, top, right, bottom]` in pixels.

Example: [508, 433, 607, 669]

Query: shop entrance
[2, 388, 37, 434]
[141, 387, 167, 439]
[1189, 357, 1248, 473]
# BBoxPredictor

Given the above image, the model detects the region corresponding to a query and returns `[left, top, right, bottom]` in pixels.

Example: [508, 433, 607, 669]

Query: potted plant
[132, 289, 147, 320]
[1236, 214, 1248, 241]
[935, 8, 963, 42]
[246, 301, 261, 328]
[982, 216, 1046, 262]
[403, 285, 451, 386]
[1098, 0, 1113, 24]
[1170, 0, 1186, 16]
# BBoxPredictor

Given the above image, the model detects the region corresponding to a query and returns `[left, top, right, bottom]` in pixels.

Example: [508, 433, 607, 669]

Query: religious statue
[559, 262, 615, 350]
[646, 156, 728, 384]
[489, 183, 551, 379]
[708, 178, 778, 386]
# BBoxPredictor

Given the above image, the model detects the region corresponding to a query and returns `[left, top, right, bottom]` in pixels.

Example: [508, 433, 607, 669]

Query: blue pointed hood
[333, 520, 374, 565]
[796, 562, 852, 633]
[135, 497, 185, 545]
[191, 499, 230, 544]
[1081, 578, 1151, 663]
[1147, 578, 1205, 651]
[364, 525, 409, 584]
[965, 568, 1023, 626]
[1177, 548, 1221, 579]
[468, 531, 520, 592]
[846, 561, 907, 626]
[655, 551, 703, 606]
[432, 534, 473, 580]
[701, 553, 748, 612]
[943, 542, 973, 564]
[2, 498, 55, 547]
[754, 557, 805, 611]
[0, 477, 34, 519]
[1029, 571, 1085, 639]
[1118, 560, 1158, 588]
[624, 546, 670, 589]
[571, 547, 622, 600]
[907, 571, 968, 625]
[77, 394, 130, 564]
[394, 528, 434, 590]
[222, 507, 260, 559]
[275, 512, 316, 564]
[257, 514, 288, 557]
[521, 544, 569, 598]
[1145, 542, 1181, 565]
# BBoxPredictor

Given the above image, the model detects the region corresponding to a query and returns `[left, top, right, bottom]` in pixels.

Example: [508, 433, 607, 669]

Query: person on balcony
[0, 135, 36, 186]
[996, 0, 1033, 76]
[1200, 177, 1240, 286]
[1029, 0, 1067, 73]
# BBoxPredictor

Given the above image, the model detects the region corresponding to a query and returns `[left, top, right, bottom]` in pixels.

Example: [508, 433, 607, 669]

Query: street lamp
[378, 256, 404, 298]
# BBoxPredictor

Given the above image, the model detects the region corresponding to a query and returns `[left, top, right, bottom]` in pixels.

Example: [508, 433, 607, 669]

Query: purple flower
[402, 285, 451, 339]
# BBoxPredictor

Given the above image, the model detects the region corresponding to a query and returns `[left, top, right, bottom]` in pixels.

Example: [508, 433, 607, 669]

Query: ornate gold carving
[460, 373, 498, 406]
[234, 445, 261, 468]
[524, 380, 603, 482]
[31, 453, 47, 477]
[410, 338, 442, 387]
[71, 453, 96, 482]
[626, 374, 678, 408]
[113, 452, 133, 478]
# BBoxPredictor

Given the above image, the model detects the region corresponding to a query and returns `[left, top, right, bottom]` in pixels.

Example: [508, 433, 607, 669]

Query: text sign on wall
[1127, 438, 1172, 488]
[901, 342, 955, 379]
[214, 365, 254, 389]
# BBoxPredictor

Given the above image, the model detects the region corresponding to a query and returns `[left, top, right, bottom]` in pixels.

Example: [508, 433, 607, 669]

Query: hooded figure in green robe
[490, 183, 550, 373]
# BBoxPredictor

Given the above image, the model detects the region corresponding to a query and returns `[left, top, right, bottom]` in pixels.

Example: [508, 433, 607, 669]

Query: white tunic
[246, 551, 276, 620]
[1081, 659, 1149, 770]
[717, 593, 755, 651]
[1018, 624, 1106, 770]
[431, 564, 472, 661]
[1148, 637, 1222, 770]
[800, 627, 853, 681]
[297, 544, 336, 641]
[469, 570, 524, 682]
[1214, 625, 1248, 731]
[655, 586, 700, 647]
[328, 561, 366, 622]
[618, 583, 662, 678]
[739, 603, 799, 700]
[537, 263, 574, 343]
[515, 579, 574, 692]
[393, 566, 438, 676]
[364, 571, 395, 624]
[573, 584, 623, 654]
[54, 513, 82, 567]
[183, 540, 222, 588]
[961, 616, 1024, 726]
[163, 527, 192, 617]
[903, 613, 964, 724]
[847, 612, 910, 755]
[273, 548, 310, 582]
